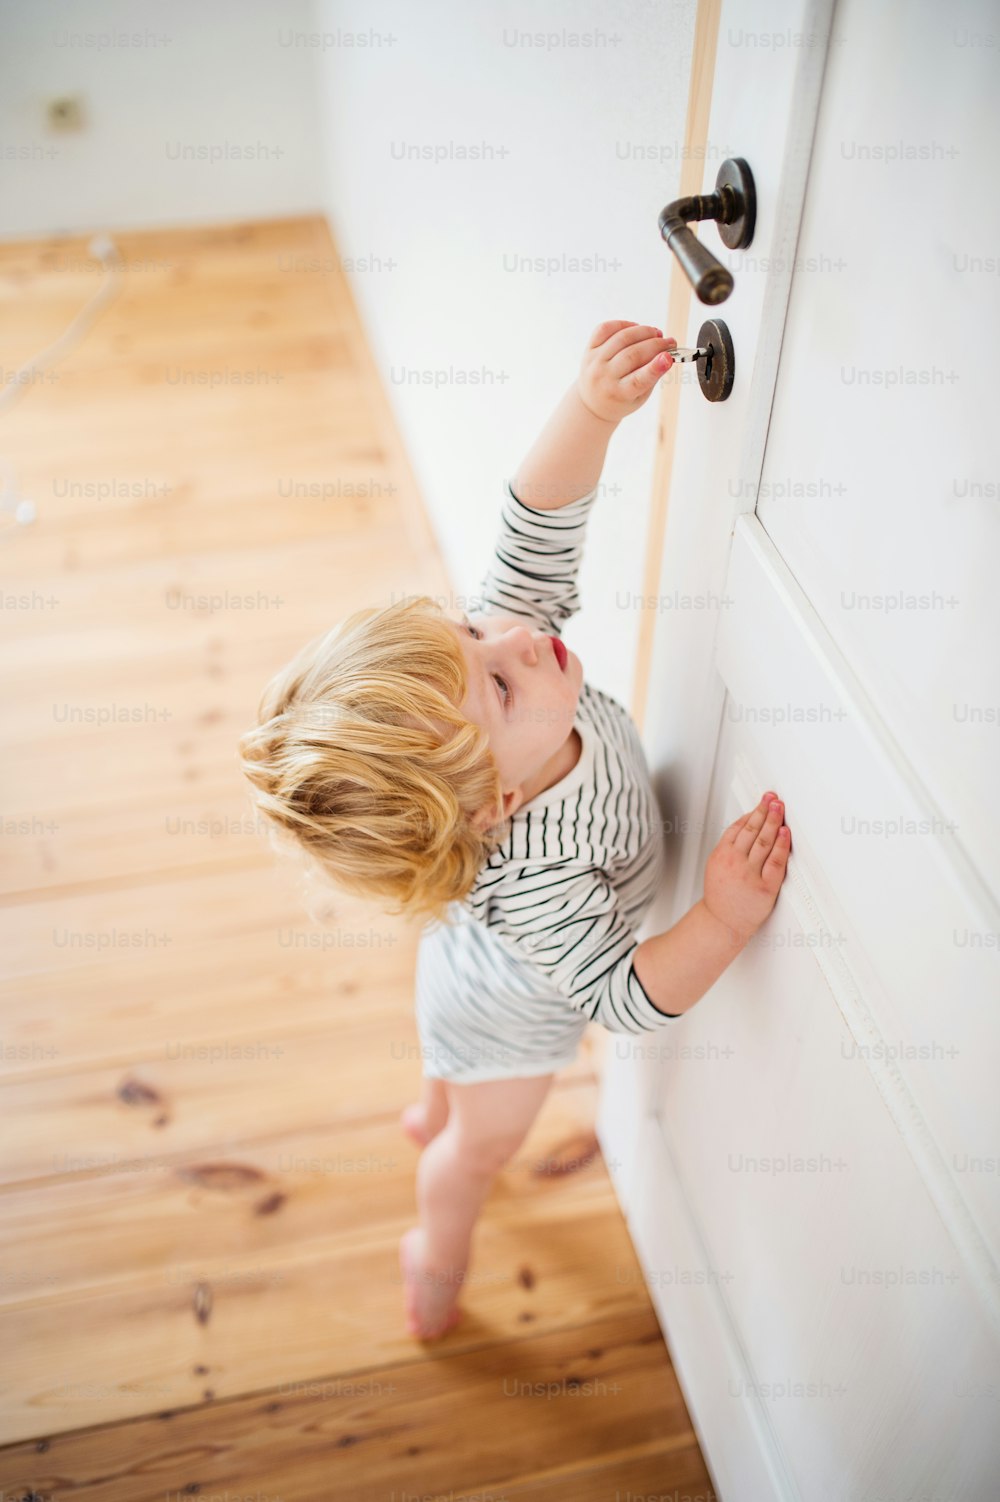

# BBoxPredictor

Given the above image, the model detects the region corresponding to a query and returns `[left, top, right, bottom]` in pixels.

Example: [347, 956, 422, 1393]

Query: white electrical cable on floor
[0, 233, 125, 533]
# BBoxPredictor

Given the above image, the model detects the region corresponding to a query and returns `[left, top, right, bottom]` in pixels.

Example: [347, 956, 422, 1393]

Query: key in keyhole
[666, 345, 709, 363]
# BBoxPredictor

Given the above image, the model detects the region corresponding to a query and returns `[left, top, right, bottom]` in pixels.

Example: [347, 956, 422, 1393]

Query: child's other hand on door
[577, 319, 678, 424]
[703, 792, 792, 942]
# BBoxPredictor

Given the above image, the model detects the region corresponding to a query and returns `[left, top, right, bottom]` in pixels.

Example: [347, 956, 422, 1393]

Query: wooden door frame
[629, 0, 722, 744]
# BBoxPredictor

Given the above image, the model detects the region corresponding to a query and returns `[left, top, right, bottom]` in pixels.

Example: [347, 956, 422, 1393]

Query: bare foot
[399, 1102, 445, 1149]
[398, 1226, 464, 1340]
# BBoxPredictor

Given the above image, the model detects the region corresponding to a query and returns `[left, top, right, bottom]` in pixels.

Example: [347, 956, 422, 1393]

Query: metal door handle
[658, 157, 756, 305]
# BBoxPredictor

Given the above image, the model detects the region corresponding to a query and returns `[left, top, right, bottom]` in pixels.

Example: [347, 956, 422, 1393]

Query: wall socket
[47, 95, 86, 131]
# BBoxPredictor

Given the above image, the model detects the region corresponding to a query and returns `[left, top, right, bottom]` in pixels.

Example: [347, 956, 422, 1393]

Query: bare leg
[400, 1071, 555, 1339]
[400, 1074, 449, 1148]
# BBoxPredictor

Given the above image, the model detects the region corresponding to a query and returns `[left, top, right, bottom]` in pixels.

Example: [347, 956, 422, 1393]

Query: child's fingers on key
[600, 323, 666, 362]
[627, 348, 672, 390]
[732, 794, 775, 854]
[610, 335, 678, 377]
[622, 348, 675, 393]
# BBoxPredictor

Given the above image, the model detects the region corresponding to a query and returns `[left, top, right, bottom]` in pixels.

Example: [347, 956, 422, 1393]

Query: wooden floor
[0, 214, 715, 1500]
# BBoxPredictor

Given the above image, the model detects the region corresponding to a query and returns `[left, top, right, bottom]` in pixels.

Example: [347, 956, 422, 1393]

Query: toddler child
[239, 320, 791, 1340]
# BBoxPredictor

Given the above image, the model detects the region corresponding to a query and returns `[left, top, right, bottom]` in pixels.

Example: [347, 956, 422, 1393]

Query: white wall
[311, 0, 695, 701]
[0, 0, 325, 237]
[0, 0, 697, 704]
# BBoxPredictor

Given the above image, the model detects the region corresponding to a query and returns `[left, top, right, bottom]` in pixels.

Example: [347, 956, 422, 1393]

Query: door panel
[756, 0, 1000, 896]
[718, 520, 1000, 1258]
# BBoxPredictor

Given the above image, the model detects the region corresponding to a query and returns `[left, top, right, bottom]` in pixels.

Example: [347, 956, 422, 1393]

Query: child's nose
[510, 625, 539, 662]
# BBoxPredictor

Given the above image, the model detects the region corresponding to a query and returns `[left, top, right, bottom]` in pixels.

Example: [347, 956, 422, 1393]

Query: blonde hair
[237, 594, 508, 927]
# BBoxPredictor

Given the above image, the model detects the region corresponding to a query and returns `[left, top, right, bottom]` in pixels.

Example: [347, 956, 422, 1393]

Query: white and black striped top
[448, 479, 679, 1034]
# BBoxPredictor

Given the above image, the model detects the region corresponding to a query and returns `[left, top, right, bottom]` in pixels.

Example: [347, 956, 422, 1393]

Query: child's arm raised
[512, 320, 677, 511]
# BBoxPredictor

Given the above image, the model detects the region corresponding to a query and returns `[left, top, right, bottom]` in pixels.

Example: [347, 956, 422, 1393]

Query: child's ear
[500, 787, 526, 821]
[471, 787, 523, 833]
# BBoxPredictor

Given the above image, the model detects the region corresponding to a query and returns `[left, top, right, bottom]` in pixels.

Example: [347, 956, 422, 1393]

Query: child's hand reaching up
[577, 320, 678, 424]
[703, 793, 792, 942]
[511, 318, 678, 508]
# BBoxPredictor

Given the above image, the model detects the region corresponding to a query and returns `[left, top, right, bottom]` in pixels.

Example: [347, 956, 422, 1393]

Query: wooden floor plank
[1, 865, 423, 1077]
[1, 459, 401, 579]
[0, 1311, 714, 1499]
[0, 1201, 660, 1446]
[0, 981, 602, 1184]
[0, 1082, 606, 1303]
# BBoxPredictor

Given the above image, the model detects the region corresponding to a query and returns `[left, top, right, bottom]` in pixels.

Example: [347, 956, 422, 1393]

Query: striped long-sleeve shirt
[413, 478, 679, 1082]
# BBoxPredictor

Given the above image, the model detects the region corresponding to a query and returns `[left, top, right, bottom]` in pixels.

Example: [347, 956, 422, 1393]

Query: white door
[599, 1, 1000, 1498]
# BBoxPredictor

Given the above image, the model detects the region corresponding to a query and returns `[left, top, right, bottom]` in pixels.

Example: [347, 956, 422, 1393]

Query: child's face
[445, 608, 582, 817]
